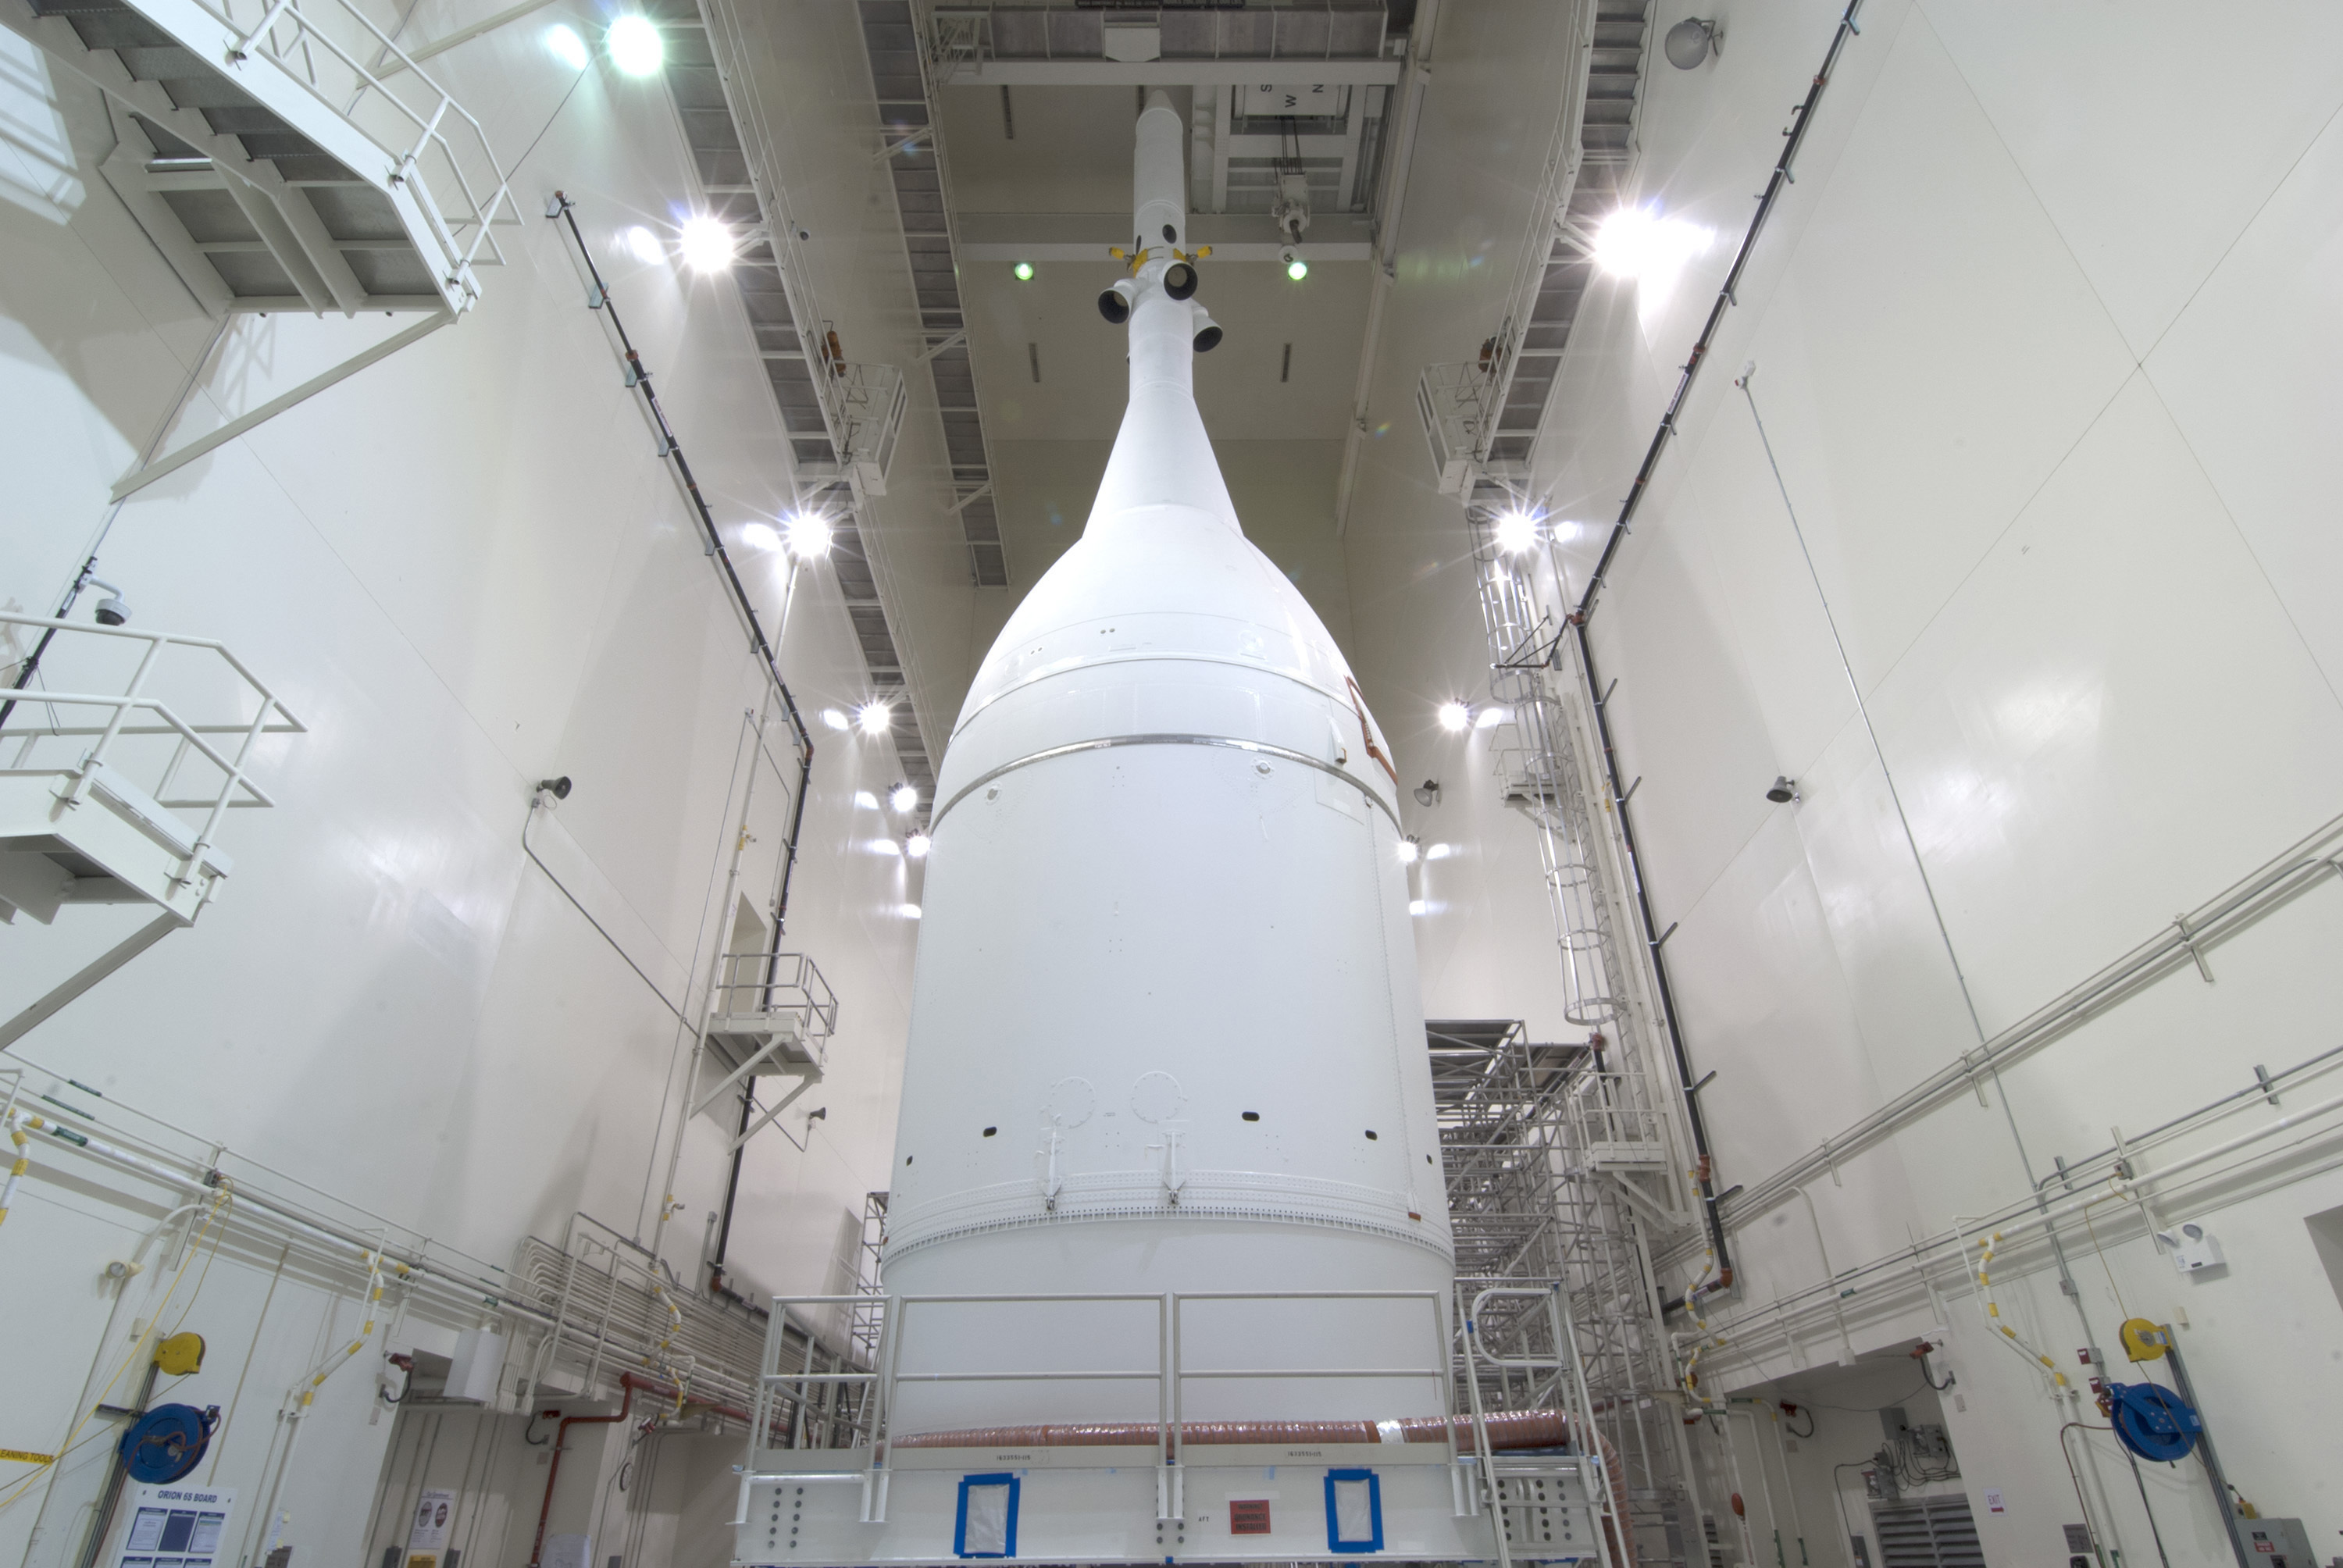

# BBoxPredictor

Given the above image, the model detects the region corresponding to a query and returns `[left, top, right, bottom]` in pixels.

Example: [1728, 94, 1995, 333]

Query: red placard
[1229, 1500, 1272, 1536]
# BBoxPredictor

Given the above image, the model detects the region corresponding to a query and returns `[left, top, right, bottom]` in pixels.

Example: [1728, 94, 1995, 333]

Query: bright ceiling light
[622, 224, 662, 265]
[890, 783, 918, 813]
[544, 23, 588, 69]
[820, 708, 850, 731]
[1593, 204, 1711, 280]
[605, 14, 662, 75]
[678, 216, 735, 272]
[1286, 257, 1308, 281]
[1438, 700, 1471, 732]
[1493, 509, 1539, 553]
[786, 511, 833, 559]
[1475, 705, 1507, 730]
[906, 832, 931, 858]
[1012, 262, 1035, 281]
[1398, 839, 1420, 865]
[858, 701, 893, 737]
[737, 521, 780, 552]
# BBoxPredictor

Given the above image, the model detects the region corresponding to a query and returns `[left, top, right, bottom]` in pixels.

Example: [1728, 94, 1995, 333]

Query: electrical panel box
[2242, 1518, 2316, 1567]
[1909, 1424, 1952, 1463]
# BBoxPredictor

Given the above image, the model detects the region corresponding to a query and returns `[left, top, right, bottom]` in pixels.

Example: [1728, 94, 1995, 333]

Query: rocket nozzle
[1163, 262, 1198, 301]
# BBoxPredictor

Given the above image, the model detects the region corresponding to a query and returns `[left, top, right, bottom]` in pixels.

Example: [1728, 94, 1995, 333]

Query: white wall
[1358, 1, 2343, 1565]
[0, 1, 943, 1564]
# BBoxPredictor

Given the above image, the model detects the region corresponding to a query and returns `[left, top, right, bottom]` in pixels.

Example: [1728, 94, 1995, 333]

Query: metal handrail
[207, 0, 519, 293]
[2, 615, 304, 874]
[707, 950, 839, 1035]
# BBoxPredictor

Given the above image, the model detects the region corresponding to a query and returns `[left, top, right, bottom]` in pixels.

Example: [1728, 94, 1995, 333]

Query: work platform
[730, 1288, 1623, 1566]
[2, 0, 512, 316]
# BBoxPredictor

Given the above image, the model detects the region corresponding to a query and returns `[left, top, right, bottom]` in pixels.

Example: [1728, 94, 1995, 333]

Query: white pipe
[1696, 1082, 2343, 1370]
[1792, 1187, 1856, 1364]
[1728, 1407, 1782, 1568]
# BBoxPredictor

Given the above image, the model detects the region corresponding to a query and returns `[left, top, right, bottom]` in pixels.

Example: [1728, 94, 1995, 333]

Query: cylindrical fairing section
[1132, 88, 1186, 248]
[881, 91, 1451, 1436]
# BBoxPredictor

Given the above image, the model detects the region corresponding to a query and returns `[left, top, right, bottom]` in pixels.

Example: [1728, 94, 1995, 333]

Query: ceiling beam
[940, 58, 1400, 87]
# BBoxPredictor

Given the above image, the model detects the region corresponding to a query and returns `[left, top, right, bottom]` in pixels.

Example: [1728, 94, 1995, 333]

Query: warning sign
[1229, 1500, 1271, 1536]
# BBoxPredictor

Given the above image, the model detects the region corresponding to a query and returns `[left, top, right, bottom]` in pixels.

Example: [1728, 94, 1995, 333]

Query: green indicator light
[1013, 262, 1035, 281]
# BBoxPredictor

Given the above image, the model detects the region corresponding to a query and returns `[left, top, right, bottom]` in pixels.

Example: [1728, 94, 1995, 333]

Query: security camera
[1665, 16, 1718, 69]
[89, 578, 130, 626]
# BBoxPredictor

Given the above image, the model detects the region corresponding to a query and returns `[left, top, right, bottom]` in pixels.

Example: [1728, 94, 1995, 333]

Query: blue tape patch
[1324, 1468, 1383, 1554]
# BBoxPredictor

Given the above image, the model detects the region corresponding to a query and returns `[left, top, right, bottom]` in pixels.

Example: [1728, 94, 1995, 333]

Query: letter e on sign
[1230, 1500, 1272, 1536]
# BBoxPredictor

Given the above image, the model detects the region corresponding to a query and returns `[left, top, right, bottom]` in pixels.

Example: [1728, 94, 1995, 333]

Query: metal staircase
[3, 0, 514, 317]
[0, 611, 302, 1046]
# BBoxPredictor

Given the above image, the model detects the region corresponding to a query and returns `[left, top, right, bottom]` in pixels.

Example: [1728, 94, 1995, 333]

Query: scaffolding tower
[1435, 498, 1715, 1567]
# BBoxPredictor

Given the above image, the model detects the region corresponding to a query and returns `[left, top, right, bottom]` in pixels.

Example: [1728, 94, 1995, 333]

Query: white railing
[1, 612, 304, 885]
[740, 1289, 1460, 1526]
[708, 950, 840, 1042]
[198, 0, 518, 304]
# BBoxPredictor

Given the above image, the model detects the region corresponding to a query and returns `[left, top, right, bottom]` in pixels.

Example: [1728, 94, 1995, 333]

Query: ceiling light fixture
[1398, 837, 1420, 865]
[544, 23, 588, 69]
[1766, 775, 1799, 804]
[890, 783, 919, 813]
[1593, 204, 1711, 280]
[820, 708, 851, 732]
[1437, 700, 1471, 732]
[906, 832, 931, 858]
[1664, 16, 1719, 69]
[858, 701, 893, 737]
[605, 14, 662, 75]
[1013, 261, 1035, 281]
[786, 511, 833, 559]
[1286, 255, 1308, 281]
[1413, 779, 1442, 808]
[737, 521, 781, 552]
[678, 216, 735, 272]
[1493, 509, 1539, 553]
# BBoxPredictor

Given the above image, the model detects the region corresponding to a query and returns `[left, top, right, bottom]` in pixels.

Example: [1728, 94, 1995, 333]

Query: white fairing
[881, 92, 1453, 1431]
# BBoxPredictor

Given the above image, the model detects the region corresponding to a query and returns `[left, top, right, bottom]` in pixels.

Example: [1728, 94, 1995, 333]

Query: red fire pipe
[528, 1373, 752, 1568]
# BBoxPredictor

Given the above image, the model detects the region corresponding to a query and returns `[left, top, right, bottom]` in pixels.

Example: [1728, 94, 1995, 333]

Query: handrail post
[65, 633, 166, 807]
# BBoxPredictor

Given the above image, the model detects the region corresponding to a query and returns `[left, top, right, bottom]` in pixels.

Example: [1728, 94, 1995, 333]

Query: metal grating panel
[1870, 1498, 1985, 1568]
[1484, 0, 1645, 468]
[652, 0, 940, 807]
[858, 0, 1011, 590]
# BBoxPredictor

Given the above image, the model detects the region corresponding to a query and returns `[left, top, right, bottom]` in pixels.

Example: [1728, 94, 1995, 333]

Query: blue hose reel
[119, 1403, 220, 1483]
[2106, 1382, 2201, 1463]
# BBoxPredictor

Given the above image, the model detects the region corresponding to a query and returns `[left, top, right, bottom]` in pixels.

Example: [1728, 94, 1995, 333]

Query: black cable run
[1562, 0, 1870, 1315]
